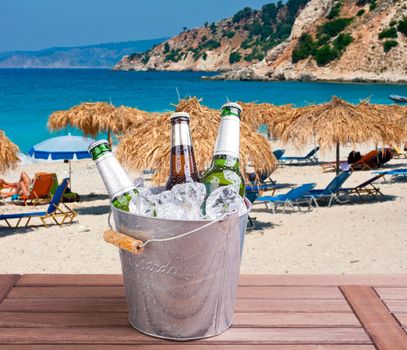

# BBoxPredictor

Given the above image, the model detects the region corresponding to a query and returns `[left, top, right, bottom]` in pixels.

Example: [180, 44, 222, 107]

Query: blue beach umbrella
[28, 134, 95, 185]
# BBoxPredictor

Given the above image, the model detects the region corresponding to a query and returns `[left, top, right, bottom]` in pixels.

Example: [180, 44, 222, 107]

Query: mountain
[0, 39, 167, 68]
[114, 0, 407, 83]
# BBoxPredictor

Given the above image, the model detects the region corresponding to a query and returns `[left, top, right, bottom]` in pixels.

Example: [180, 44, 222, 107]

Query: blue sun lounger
[304, 171, 352, 207]
[0, 178, 77, 228]
[273, 149, 285, 160]
[280, 147, 320, 165]
[256, 183, 316, 214]
[374, 168, 407, 182]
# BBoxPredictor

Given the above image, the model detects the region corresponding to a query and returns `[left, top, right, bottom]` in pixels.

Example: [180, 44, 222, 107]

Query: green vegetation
[292, 12, 353, 66]
[141, 55, 150, 64]
[389, 20, 397, 27]
[202, 52, 207, 60]
[232, 7, 253, 23]
[369, 0, 377, 11]
[292, 33, 314, 63]
[244, 47, 265, 62]
[163, 42, 170, 54]
[210, 22, 217, 34]
[165, 48, 182, 62]
[314, 45, 339, 65]
[327, 1, 343, 19]
[383, 40, 398, 53]
[229, 51, 242, 64]
[332, 33, 353, 51]
[223, 30, 235, 39]
[317, 18, 353, 38]
[201, 39, 221, 50]
[398, 17, 407, 37]
[357, 9, 365, 17]
[378, 27, 398, 39]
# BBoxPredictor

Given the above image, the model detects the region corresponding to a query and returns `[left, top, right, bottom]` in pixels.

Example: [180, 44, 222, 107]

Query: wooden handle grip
[103, 229, 144, 255]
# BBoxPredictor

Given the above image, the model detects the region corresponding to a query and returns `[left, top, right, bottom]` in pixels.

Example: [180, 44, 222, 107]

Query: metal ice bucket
[110, 198, 251, 341]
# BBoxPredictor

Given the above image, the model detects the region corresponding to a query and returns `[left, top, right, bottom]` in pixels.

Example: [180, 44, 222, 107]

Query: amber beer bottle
[88, 140, 138, 211]
[165, 112, 200, 190]
[201, 102, 245, 197]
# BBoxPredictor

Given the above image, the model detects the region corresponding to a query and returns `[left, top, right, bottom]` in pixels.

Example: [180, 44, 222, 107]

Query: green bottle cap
[221, 102, 242, 113]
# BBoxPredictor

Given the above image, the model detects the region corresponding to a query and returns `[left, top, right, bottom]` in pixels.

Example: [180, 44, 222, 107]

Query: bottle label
[214, 116, 240, 158]
[95, 153, 136, 199]
[172, 123, 192, 147]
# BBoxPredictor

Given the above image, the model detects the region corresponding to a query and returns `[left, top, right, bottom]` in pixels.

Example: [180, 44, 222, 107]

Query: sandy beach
[1, 142, 406, 275]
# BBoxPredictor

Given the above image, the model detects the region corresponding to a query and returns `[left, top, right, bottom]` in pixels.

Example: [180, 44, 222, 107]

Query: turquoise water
[0, 69, 406, 152]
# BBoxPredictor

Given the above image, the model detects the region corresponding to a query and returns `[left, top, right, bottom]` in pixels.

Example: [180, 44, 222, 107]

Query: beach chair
[2, 173, 55, 206]
[304, 171, 352, 207]
[374, 168, 407, 182]
[256, 183, 316, 214]
[273, 149, 285, 160]
[341, 173, 385, 200]
[245, 182, 290, 229]
[392, 145, 407, 159]
[0, 178, 77, 228]
[351, 150, 379, 171]
[280, 147, 320, 165]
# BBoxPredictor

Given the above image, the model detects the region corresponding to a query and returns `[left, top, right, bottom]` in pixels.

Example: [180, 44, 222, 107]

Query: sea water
[0, 68, 405, 152]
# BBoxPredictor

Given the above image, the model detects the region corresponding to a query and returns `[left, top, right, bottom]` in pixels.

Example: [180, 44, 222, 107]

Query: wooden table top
[1, 274, 407, 349]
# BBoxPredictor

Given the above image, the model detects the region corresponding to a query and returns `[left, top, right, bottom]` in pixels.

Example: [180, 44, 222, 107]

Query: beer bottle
[201, 102, 245, 197]
[88, 140, 138, 211]
[166, 112, 200, 190]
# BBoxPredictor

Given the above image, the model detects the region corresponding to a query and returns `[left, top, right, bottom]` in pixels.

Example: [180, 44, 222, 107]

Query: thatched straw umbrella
[358, 103, 407, 145]
[48, 102, 150, 145]
[238, 101, 293, 136]
[0, 130, 20, 173]
[280, 97, 403, 174]
[117, 98, 277, 185]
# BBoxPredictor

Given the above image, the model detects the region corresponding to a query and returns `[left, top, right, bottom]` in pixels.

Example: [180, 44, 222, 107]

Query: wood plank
[375, 288, 407, 300]
[17, 274, 407, 288]
[16, 275, 123, 287]
[7, 286, 342, 300]
[239, 275, 407, 287]
[0, 299, 128, 313]
[0, 345, 377, 350]
[394, 314, 407, 328]
[237, 286, 343, 300]
[0, 327, 371, 344]
[235, 299, 351, 313]
[384, 301, 407, 313]
[0, 275, 19, 303]
[0, 298, 351, 313]
[7, 287, 126, 299]
[0, 311, 360, 328]
[341, 285, 407, 350]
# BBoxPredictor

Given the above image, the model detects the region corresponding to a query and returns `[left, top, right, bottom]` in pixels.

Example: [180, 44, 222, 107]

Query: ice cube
[133, 177, 144, 188]
[129, 191, 155, 217]
[205, 185, 246, 220]
[148, 183, 206, 220]
[170, 183, 206, 220]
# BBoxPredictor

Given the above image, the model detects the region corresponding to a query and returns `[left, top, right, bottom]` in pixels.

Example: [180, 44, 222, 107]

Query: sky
[0, 0, 274, 52]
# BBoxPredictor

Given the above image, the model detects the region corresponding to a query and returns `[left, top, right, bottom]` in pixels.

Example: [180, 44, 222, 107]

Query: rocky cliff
[114, 0, 311, 72]
[114, 0, 407, 83]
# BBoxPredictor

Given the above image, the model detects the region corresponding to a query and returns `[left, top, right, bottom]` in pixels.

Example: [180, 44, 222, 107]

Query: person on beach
[0, 172, 30, 196]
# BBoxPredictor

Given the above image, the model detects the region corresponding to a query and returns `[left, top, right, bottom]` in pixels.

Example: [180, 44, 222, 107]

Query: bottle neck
[213, 112, 240, 159]
[171, 120, 192, 148]
[94, 152, 136, 200]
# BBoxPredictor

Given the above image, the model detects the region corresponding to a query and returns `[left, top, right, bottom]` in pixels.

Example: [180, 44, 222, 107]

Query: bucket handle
[105, 211, 227, 255]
